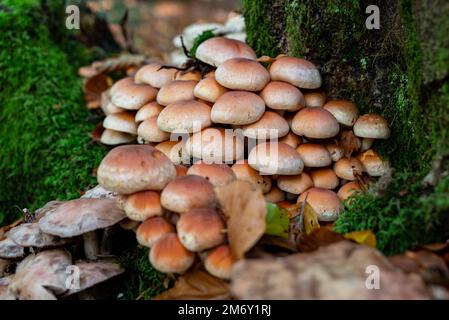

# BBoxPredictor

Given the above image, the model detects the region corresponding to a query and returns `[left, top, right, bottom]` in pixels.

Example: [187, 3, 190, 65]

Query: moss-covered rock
[0, 0, 107, 225]
[243, 0, 449, 254]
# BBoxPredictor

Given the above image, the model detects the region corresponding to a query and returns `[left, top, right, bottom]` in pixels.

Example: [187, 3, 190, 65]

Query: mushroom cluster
[94, 36, 391, 278]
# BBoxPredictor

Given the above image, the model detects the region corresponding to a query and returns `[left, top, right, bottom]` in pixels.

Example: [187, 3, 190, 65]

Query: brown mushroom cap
[186, 127, 245, 163]
[279, 132, 301, 148]
[277, 173, 313, 194]
[297, 188, 342, 221]
[204, 245, 235, 280]
[195, 37, 257, 67]
[323, 100, 359, 127]
[269, 56, 322, 89]
[135, 101, 164, 123]
[260, 81, 305, 111]
[177, 208, 225, 252]
[135, 63, 177, 88]
[211, 91, 265, 125]
[97, 145, 176, 193]
[155, 140, 190, 165]
[231, 160, 272, 193]
[100, 129, 135, 145]
[136, 217, 174, 248]
[241, 111, 290, 140]
[160, 175, 217, 214]
[111, 83, 158, 110]
[175, 70, 201, 81]
[296, 143, 332, 167]
[358, 149, 390, 177]
[157, 100, 212, 133]
[156, 80, 197, 106]
[103, 111, 137, 135]
[325, 143, 344, 162]
[215, 58, 270, 91]
[353, 114, 390, 139]
[248, 142, 304, 175]
[333, 157, 364, 181]
[194, 76, 228, 103]
[264, 186, 286, 203]
[149, 233, 195, 274]
[187, 162, 236, 187]
[337, 181, 363, 201]
[137, 116, 170, 143]
[310, 168, 340, 189]
[303, 89, 327, 107]
[110, 77, 134, 96]
[119, 191, 163, 221]
[291, 107, 340, 139]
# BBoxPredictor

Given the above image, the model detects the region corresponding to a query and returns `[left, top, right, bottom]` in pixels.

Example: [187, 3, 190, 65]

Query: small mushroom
[100, 129, 135, 145]
[353, 114, 390, 139]
[296, 143, 332, 167]
[297, 188, 342, 222]
[277, 173, 314, 194]
[325, 143, 344, 162]
[241, 111, 290, 140]
[269, 56, 321, 89]
[260, 81, 305, 112]
[211, 91, 265, 125]
[137, 116, 170, 144]
[323, 100, 359, 127]
[204, 245, 235, 280]
[103, 111, 138, 135]
[136, 217, 174, 248]
[194, 76, 228, 103]
[215, 58, 270, 91]
[337, 181, 363, 201]
[135, 101, 164, 123]
[279, 131, 302, 148]
[334, 157, 365, 181]
[8, 223, 70, 248]
[310, 168, 340, 190]
[38, 199, 126, 260]
[157, 100, 212, 133]
[134, 63, 177, 88]
[187, 162, 236, 188]
[231, 160, 272, 193]
[118, 191, 163, 221]
[111, 83, 158, 110]
[248, 142, 304, 175]
[157, 80, 197, 106]
[303, 89, 327, 107]
[0, 237, 24, 259]
[110, 77, 134, 96]
[358, 149, 390, 177]
[292, 107, 340, 139]
[264, 186, 286, 203]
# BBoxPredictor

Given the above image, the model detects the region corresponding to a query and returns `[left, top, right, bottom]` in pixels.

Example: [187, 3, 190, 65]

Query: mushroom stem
[83, 231, 99, 260]
[100, 226, 116, 256]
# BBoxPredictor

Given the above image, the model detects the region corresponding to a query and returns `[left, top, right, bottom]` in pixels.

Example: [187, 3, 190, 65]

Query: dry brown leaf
[216, 180, 266, 260]
[339, 130, 360, 158]
[344, 230, 377, 248]
[91, 123, 105, 142]
[92, 54, 146, 74]
[297, 227, 345, 252]
[153, 269, 230, 300]
[0, 218, 23, 240]
[83, 74, 112, 109]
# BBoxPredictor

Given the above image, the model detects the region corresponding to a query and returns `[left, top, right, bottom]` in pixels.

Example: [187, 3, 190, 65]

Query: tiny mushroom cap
[186, 127, 245, 163]
[194, 77, 228, 103]
[97, 145, 176, 193]
[325, 143, 344, 162]
[323, 100, 359, 127]
[338, 181, 363, 201]
[296, 143, 332, 167]
[204, 245, 236, 280]
[248, 142, 304, 175]
[110, 77, 134, 96]
[260, 81, 305, 111]
[264, 186, 286, 203]
[215, 58, 270, 91]
[310, 168, 340, 190]
[292, 108, 340, 139]
[155, 140, 191, 165]
[353, 114, 390, 139]
[136, 217, 174, 248]
[303, 89, 327, 107]
[160, 175, 217, 214]
[157, 100, 212, 133]
[195, 37, 257, 67]
[231, 160, 272, 193]
[358, 149, 390, 177]
[118, 191, 163, 221]
[149, 233, 195, 274]
[8, 223, 68, 248]
[279, 132, 302, 148]
[269, 56, 322, 89]
[100, 129, 135, 145]
[175, 165, 188, 176]
[298, 188, 343, 221]
[177, 208, 225, 252]
[134, 63, 177, 88]
[211, 91, 265, 125]
[187, 162, 236, 187]
[277, 172, 313, 194]
[0, 237, 25, 259]
[103, 111, 138, 135]
[137, 116, 170, 143]
[135, 101, 164, 123]
[241, 111, 290, 140]
[156, 80, 197, 106]
[334, 157, 365, 180]
[111, 83, 158, 110]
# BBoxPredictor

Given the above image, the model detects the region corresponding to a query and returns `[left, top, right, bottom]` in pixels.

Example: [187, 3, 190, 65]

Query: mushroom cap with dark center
[269, 56, 322, 89]
[38, 198, 126, 237]
[8, 223, 69, 248]
[323, 100, 359, 127]
[187, 162, 236, 187]
[292, 108, 340, 139]
[195, 37, 257, 67]
[260, 81, 305, 111]
[248, 142, 304, 175]
[211, 91, 265, 125]
[136, 217, 174, 248]
[156, 80, 197, 106]
[157, 100, 212, 133]
[353, 114, 390, 139]
[97, 145, 176, 193]
[277, 173, 313, 194]
[297, 188, 342, 221]
[215, 58, 270, 91]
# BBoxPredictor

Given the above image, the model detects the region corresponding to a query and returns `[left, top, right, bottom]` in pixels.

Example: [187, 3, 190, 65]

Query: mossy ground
[243, 0, 449, 254]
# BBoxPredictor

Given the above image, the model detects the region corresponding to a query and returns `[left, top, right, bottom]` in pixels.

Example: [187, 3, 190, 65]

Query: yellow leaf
[300, 200, 320, 235]
[344, 230, 377, 248]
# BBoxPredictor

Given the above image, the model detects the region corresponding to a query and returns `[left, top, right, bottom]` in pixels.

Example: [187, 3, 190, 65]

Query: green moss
[190, 30, 216, 58]
[0, 0, 107, 225]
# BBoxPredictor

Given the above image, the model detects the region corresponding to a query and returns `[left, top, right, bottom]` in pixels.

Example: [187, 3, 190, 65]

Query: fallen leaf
[339, 130, 360, 158]
[299, 200, 320, 235]
[344, 230, 377, 248]
[83, 73, 112, 109]
[91, 123, 105, 142]
[297, 227, 345, 252]
[153, 269, 230, 300]
[216, 180, 266, 260]
[265, 203, 290, 238]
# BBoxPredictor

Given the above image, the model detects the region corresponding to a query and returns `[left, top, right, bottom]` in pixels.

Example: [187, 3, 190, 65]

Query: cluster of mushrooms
[94, 36, 391, 278]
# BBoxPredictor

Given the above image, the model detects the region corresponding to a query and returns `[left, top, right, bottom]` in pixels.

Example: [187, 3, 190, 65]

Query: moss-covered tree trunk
[243, 0, 449, 254]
